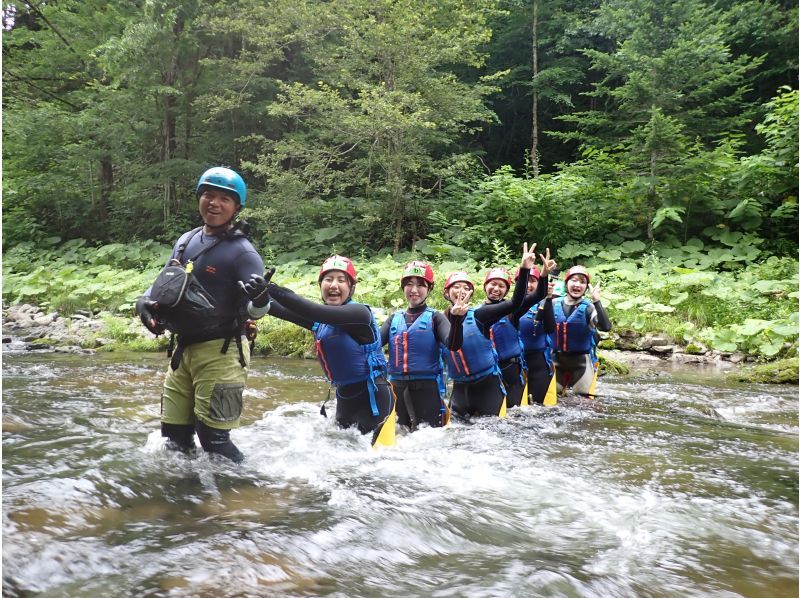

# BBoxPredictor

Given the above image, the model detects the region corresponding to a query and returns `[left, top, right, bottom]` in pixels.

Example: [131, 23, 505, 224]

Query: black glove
[239, 268, 275, 307]
[135, 296, 166, 335]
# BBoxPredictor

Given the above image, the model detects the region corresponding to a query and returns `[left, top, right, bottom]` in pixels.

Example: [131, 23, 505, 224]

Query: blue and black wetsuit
[380, 305, 462, 429]
[267, 285, 395, 443]
[552, 297, 612, 395]
[512, 279, 554, 405]
[447, 268, 529, 418]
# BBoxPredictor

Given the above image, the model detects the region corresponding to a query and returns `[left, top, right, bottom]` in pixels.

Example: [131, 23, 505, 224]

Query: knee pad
[161, 423, 196, 453]
[195, 421, 244, 464]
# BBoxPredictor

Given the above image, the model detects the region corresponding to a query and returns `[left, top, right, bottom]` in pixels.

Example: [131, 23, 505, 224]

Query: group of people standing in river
[136, 167, 611, 462]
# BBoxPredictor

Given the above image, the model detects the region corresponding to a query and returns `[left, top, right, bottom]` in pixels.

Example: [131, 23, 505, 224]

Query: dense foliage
[3, 1, 797, 365]
[3, 237, 797, 360]
[3, 0, 797, 257]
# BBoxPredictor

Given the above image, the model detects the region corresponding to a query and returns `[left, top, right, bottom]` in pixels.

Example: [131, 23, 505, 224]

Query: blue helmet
[195, 167, 247, 206]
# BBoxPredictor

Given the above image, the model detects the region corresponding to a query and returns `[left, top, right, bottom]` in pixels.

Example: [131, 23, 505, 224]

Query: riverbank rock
[2, 303, 755, 369]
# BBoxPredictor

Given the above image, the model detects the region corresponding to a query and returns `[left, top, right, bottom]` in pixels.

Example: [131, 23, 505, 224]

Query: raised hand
[520, 242, 537, 270]
[539, 247, 557, 277]
[589, 280, 602, 302]
[450, 290, 471, 317]
[239, 267, 276, 307]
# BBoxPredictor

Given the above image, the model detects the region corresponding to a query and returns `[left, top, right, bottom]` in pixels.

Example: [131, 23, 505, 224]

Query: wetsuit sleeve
[510, 276, 546, 325]
[474, 270, 527, 335]
[444, 309, 465, 351]
[266, 296, 316, 330]
[380, 315, 392, 346]
[433, 311, 459, 349]
[593, 301, 612, 332]
[267, 283, 376, 343]
[540, 298, 556, 333]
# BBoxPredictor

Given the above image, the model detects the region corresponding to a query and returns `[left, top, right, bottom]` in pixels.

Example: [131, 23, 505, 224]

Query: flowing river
[2, 350, 797, 597]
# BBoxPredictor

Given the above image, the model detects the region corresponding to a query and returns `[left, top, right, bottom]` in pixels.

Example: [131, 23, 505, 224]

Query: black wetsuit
[512, 282, 555, 405]
[553, 298, 612, 394]
[447, 268, 529, 418]
[380, 305, 462, 429]
[266, 285, 395, 441]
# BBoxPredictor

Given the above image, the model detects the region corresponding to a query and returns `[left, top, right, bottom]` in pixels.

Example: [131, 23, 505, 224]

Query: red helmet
[443, 271, 474, 293]
[514, 266, 541, 281]
[564, 265, 590, 284]
[401, 260, 435, 288]
[483, 267, 512, 291]
[319, 255, 357, 285]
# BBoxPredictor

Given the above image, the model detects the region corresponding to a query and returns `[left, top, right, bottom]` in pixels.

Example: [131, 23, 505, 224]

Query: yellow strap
[543, 369, 558, 406]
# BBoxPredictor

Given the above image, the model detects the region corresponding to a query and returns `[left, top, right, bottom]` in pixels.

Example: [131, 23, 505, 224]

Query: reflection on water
[3, 351, 798, 597]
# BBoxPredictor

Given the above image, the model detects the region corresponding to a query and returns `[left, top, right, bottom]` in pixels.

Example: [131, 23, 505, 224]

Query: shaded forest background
[3, 0, 798, 263]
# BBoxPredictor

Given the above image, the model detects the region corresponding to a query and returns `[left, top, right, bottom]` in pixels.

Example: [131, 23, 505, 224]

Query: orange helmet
[319, 255, 357, 285]
[564, 265, 590, 284]
[401, 260, 435, 288]
[443, 271, 474, 293]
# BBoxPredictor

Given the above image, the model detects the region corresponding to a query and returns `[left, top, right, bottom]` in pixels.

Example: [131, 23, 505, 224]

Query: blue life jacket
[519, 301, 548, 353]
[446, 308, 500, 382]
[312, 303, 387, 416]
[490, 315, 524, 363]
[552, 298, 593, 353]
[387, 308, 443, 379]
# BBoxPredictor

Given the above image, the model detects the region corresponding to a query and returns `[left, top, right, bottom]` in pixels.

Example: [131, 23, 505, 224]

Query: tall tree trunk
[97, 156, 113, 233]
[530, 0, 539, 177]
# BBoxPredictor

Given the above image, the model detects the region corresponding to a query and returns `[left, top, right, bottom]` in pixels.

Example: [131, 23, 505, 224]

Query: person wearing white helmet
[135, 166, 271, 463]
[264, 255, 397, 446]
[380, 261, 461, 430]
[551, 265, 612, 396]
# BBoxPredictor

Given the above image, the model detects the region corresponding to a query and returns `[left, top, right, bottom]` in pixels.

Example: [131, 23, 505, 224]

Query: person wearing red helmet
[264, 255, 396, 446]
[499, 247, 559, 406]
[515, 262, 558, 405]
[380, 261, 462, 430]
[551, 265, 612, 397]
[443, 243, 538, 419]
[481, 266, 530, 408]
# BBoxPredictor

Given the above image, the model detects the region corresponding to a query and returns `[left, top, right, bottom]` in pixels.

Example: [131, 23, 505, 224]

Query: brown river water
[2, 349, 797, 597]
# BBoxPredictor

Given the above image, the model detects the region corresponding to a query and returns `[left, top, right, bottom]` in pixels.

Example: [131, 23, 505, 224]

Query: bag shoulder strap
[175, 227, 204, 263]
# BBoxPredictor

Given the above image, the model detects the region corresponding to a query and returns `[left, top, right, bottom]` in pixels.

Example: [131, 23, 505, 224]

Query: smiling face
[484, 279, 509, 302]
[527, 275, 539, 294]
[566, 274, 588, 299]
[198, 187, 239, 232]
[320, 270, 352, 305]
[403, 277, 430, 308]
[445, 281, 473, 304]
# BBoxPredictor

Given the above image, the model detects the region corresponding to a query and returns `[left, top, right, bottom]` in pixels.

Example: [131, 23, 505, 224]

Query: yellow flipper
[587, 366, 599, 399]
[498, 397, 507, 418]
[520, 377, 529, 407]
[372, 405, 396, 448]
[543, 370, 558, 406]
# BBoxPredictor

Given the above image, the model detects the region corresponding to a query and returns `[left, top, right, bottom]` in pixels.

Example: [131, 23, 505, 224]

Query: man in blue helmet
[135, 166, 273, 463]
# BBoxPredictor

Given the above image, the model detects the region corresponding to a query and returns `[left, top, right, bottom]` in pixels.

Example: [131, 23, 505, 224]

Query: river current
[2, 351, 797, 597]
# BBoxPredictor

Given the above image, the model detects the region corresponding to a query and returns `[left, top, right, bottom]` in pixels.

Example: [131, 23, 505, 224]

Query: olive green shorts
[161, 337, 250, 430]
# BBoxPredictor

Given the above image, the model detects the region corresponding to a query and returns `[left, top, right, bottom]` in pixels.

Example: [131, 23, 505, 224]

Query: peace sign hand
[521, 242, 537, 270]
[539, 247, 557, 277]
[450, 288, 472, 317]
[590, 280, 602, 302]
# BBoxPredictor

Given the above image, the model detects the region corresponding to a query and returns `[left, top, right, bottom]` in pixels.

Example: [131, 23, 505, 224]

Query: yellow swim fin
[587, 366, 599, 399]
[498, 397, 507, 418]
[372, 405, 396, 448]
[520, 376, 529, 407]
[543, 370, 558, 407]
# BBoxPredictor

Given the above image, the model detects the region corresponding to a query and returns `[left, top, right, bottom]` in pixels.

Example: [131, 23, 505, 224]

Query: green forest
[3, 0, 798, 363]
